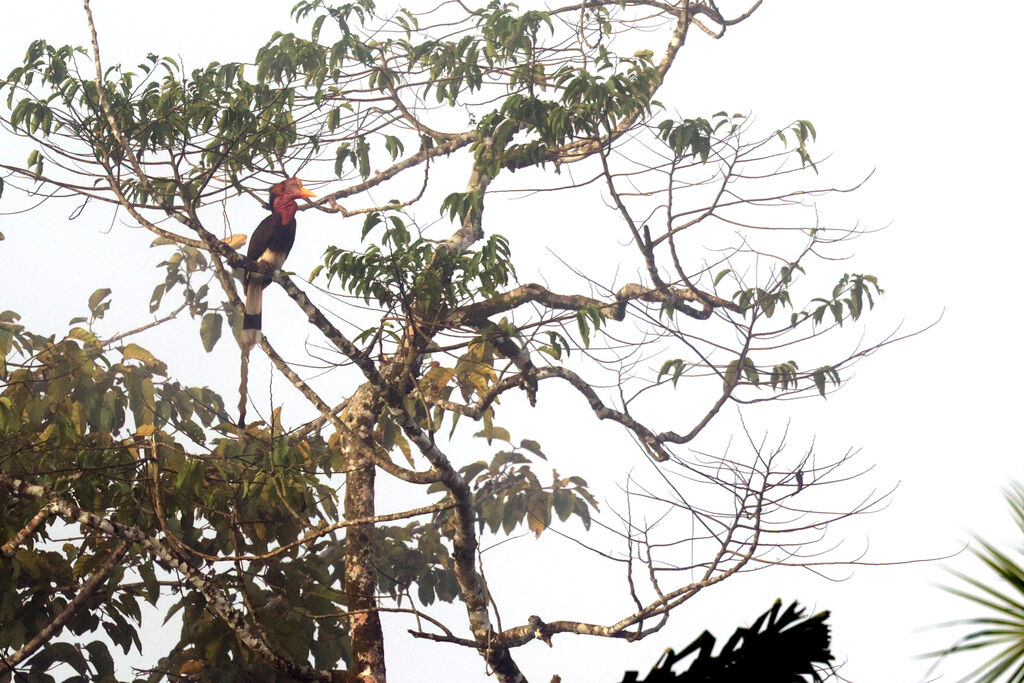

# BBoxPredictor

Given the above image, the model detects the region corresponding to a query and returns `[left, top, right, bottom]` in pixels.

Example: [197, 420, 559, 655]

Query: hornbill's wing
[242, 213, 293, 343]
[245, 212, 284, 291]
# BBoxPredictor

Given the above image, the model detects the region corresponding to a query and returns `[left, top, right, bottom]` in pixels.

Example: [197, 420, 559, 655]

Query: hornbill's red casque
[241, 177, 315, 346]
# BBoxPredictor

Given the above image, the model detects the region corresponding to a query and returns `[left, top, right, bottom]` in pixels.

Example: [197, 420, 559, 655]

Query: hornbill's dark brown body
[241, 177, 315, 345]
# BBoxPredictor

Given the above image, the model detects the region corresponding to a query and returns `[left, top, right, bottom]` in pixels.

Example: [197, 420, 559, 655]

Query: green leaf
[179, 418, 206, 444]
[658, 359, 686, 387]
[575, 499, 592, 529]
[162, 598, 185, 626]
[68, 327, 100, 347]
[175, 458, 201, 492]
[139, 377, 156, 427]
[461, 461, 488, 482]
[575, 310, 591, 347]
[88, 287, 111, 312]
[200, 312, 222, 352]
[526, 490, 550, 537]
[519, 439, 546, 459]
[139, 561, 160, 605]
[723, 359, 740, 389]
[30, 642, 87, 675]
[418, 573, 436, 605]
[812, 370, 826, 396]
[149, 283, 165, 313]
[474, 422, 510, 444]
[87, 287, 112, 319]
[553, 490, 573, 522]
[503, 497, 523, 534]
[741, 357, 759, 385]
[122, 343, 159, 367]
[311, 13, 326, 41]
[384, 134, 405, 159]
[85, 640, 114, 677]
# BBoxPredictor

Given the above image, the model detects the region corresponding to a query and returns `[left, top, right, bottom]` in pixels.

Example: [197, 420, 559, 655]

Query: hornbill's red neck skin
[270, 177, 315, 224]
[273, 193, 300, 225]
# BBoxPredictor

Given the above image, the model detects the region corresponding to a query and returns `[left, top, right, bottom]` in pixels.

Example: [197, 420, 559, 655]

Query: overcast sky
[2, 2, 1023, 681]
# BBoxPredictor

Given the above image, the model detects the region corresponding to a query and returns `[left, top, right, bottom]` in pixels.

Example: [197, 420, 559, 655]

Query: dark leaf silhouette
[621, 601, 834, 683]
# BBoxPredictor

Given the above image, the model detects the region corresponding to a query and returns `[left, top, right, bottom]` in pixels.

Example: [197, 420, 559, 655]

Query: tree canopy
[0, 1, 897, 681]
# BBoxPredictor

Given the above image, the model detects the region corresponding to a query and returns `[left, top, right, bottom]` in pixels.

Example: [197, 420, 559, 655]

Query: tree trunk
[342, 385, 386, 682]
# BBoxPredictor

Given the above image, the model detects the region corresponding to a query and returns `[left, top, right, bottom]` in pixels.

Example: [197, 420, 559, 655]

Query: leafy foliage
[443, 438, 597, 539]
[0, 311, 363, 678]
[321, 211, 514, 315]
[0, 0, 893, 680]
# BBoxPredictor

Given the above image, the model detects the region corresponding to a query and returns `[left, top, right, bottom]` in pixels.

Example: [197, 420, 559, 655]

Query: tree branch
[446, 281, 740, 329]
[82, 0, 149, 190]
[0, 505, 51, 558]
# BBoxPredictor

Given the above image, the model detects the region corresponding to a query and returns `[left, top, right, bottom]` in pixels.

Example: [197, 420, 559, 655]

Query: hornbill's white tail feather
[242, 278, 264, 347]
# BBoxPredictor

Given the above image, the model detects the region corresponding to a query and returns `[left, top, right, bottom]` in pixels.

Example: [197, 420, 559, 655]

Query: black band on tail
[243, 313, 262, 330]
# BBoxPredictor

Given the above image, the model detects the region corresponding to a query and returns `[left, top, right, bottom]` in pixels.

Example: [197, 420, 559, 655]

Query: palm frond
[929, 483, 1024, 682]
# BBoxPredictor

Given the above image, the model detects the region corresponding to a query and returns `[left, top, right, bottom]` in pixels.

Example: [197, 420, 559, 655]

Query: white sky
[2, 2, 1023, 682]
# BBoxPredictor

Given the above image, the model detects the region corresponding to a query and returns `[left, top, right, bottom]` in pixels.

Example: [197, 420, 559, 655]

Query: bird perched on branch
[238, 177, 315, 428]
[241, 177, 315, 346]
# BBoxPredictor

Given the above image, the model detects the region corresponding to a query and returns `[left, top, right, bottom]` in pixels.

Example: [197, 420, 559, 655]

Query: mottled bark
[341, 384, 386, 682]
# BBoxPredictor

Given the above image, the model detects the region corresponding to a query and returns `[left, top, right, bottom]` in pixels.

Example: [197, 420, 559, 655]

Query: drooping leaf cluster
[320, 211, 514, 318]
[440, 438, 597, 539]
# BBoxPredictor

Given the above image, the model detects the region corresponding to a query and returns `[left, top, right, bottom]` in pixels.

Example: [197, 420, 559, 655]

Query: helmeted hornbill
[241, 177, 315, 346]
